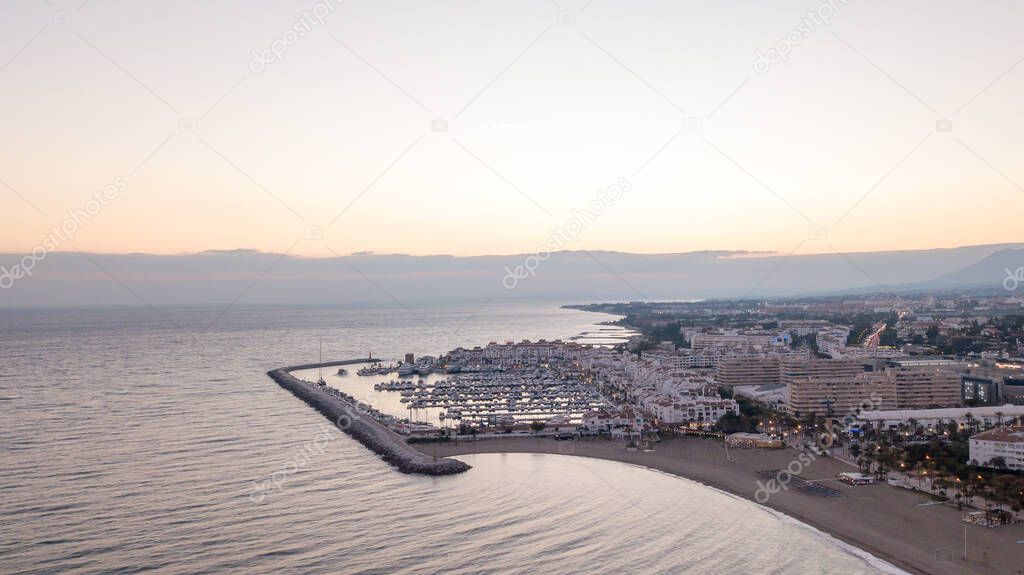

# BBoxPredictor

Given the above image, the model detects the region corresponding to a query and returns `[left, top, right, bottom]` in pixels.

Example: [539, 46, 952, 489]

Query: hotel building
[969, 427, 1024, 470]
[886, 366, 961, 409]
[715, 356, 782, 387]
[781, 359, 865, 384]
[786, 372, 897, 416]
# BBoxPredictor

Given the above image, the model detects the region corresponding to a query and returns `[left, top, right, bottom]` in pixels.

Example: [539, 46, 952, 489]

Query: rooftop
[857, 404, 1024, 421]
[970, 426, 1024, 443]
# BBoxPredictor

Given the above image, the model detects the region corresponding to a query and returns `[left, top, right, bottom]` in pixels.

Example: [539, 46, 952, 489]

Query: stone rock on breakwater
[267, 360, 471, 476]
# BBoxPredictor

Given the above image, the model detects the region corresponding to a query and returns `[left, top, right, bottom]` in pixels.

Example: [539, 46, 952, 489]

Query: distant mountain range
[1, 243, 1021, 308]
[920, 248, 1024, 290]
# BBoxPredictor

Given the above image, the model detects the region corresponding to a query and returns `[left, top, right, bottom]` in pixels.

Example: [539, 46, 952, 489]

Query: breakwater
[267, 359, 471, 476]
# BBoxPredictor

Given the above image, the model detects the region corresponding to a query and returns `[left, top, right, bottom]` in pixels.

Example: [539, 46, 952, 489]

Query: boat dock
[378, 370, 608, 425]
[266, 358, 471, 476]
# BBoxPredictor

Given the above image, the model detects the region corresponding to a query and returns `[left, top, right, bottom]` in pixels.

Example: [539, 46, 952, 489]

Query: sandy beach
[416, 436, 1023, 575]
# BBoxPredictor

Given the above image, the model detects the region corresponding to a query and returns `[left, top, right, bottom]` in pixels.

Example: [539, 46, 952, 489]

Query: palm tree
[966, 473, 987, 509]
[980, 485, 994, 520]
[868, 443, 883, 479]
[857, 455, 871, 475]
[874, 442, 900, 480]
[934, 473, 950, 499]
[914, 464, 929, 488]
[803, 411, 818, 433]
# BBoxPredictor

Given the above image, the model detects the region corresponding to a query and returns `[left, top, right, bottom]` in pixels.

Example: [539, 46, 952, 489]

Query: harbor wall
[267, 359, 471, 476]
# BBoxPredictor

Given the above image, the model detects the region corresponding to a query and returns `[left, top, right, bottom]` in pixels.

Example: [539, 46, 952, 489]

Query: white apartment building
[624, 358, 714, 394]
[449, 340, 587, 366]
[641, 394, 738, 425]
[581, 407, 646, 437]
[856, 404, 1024, 429]
[817, 328, 851, 358]
[779, 320, 843, 337]
[688, 332, 773, 350]
[969, 427, 1024, 470]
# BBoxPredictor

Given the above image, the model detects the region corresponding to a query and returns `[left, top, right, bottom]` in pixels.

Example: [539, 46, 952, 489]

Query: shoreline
[266, 359, 470, 476]
[415, 436, 1022, 575]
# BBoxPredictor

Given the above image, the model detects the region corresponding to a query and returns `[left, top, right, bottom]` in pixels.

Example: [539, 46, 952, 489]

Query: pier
[266, 358, 471, 476]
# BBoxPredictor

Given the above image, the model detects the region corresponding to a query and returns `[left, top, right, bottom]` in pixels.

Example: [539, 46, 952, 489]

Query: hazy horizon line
[4, 240, 1022, 260]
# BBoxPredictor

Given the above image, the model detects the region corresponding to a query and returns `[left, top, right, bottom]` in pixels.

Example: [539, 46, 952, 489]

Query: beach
[417, 436, 1024, 575]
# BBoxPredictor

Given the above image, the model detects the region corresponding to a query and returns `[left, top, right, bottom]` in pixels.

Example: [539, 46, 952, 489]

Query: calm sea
[0, 303, 904, 574]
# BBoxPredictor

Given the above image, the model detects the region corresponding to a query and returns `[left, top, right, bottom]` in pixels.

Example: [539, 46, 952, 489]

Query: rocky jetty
[267, 360, 471, 476]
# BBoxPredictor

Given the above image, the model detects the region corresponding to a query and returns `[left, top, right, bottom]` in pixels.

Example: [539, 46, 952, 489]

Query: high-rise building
[962, 374, 1001, 405]
[715, 356, 781, 387]
[885, 367, 961, 409]
[1003, 377, 1024, 405]
[786, 372, 897, 416]
[781, 359, 864, 385]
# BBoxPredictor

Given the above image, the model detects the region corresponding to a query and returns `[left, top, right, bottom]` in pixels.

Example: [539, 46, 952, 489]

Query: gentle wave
[1, 304, 896, 574]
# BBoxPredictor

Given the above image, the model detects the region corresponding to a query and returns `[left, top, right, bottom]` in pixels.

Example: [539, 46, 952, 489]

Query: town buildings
[784, 363, 963, 416]
[716, 356, 782, 388]
[887, 365, 961, 409]
[969, 426, 1024, 470]
[855, 404, 1024, 429]
[581, 407, 645, 438]
[445, 340, 738, 429]
[786, 372, 897, 416]
[641, 394, 738, 425]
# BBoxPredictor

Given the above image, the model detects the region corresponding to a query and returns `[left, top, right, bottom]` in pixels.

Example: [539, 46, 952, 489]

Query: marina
[295, 331, 635, 432]
[298, 366, 610, 431]
[385, 371, 609, 425]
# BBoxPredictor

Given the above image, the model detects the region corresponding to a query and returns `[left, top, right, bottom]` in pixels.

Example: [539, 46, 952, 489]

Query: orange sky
[2, 0, 1022, 257]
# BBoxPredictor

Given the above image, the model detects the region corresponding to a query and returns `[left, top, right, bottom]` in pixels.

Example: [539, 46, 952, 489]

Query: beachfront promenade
[267, 359, 470, 476]
[268, 357, 1021, 574]
[419, 436, 1024, 575]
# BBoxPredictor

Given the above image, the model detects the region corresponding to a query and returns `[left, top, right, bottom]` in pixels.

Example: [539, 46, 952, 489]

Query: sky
[1, 0, 1022, 260]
